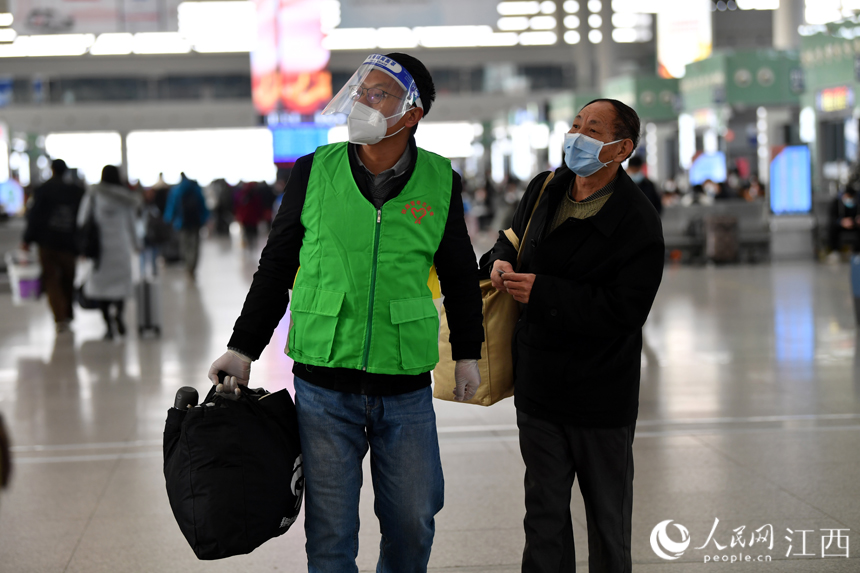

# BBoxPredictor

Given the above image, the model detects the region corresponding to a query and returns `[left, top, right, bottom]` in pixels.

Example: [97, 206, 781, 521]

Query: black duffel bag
[163, 383, 304, 560]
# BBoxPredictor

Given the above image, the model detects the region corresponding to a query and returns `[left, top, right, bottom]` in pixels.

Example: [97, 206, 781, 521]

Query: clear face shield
[321, 54, 424, 145]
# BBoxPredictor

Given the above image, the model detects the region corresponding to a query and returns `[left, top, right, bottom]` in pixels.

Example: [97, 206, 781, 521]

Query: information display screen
[0, 179, 25, 215]
[271, 124, 330, 164]
[770, 146, 811, 215]
[689, 151, 727, 185]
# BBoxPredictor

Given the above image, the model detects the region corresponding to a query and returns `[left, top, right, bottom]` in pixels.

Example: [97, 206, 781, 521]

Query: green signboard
[799, 23, 860, 111]
[603, 74, 679, 122]
[680, 49, 801, 112]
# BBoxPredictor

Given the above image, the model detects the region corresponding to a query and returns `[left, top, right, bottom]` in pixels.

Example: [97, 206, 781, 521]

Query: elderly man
[208, 53, 484, 573]
[485, 99, 664, 573]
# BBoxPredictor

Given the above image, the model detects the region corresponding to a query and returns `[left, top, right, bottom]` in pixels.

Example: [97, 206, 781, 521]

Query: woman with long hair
[77, 165, 141, 339]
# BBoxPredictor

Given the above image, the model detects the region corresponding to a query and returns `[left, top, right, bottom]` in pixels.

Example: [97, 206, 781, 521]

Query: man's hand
[208, 350, 252, 399]
[503, 272, 536, 304]
[840, 217, 855, 229]
[491, 260, 514, 292]
[453, 359, 481, 402]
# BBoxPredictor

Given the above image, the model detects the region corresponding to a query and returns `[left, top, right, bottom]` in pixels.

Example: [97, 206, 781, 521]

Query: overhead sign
[338, 0, 497, 28]
[11, 0, 180, 34]
[656, 0, 712, 79]
[816, 86, 854, 113]
[252, 0, 331, 115]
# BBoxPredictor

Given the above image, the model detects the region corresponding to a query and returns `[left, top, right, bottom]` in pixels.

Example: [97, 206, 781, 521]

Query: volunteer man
[208, 53, 484, 573]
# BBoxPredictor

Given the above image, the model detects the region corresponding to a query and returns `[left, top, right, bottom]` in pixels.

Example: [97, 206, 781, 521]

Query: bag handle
[515, 171, 554, 270]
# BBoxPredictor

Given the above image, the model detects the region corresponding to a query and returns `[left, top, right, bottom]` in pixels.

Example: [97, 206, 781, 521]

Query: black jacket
[486, 165, 664, 427]
[635, 176, 662, 215]
[22, 176, 85, 253]
[228, 137, 484, 395]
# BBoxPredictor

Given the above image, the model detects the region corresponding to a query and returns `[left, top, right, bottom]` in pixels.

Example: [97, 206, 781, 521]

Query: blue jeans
[294, 377, 444, 573]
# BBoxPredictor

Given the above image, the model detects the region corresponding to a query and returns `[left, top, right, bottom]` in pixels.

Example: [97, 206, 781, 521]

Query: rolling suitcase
[704, 215, 739, 263]
[136, 254, 162, 336]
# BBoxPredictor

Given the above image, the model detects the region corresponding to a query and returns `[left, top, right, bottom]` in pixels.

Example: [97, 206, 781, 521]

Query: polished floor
[1, 235, 859, 572]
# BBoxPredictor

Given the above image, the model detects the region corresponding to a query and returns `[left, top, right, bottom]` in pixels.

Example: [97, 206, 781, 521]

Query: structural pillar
[773, 0, 804, 50]
[120, 131, 129, 183]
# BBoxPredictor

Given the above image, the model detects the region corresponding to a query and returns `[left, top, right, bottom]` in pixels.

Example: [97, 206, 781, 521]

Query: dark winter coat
[486, 164, 664, 427]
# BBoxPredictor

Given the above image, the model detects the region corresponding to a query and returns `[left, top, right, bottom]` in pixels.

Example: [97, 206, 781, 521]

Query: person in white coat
[77, 165, 141, 339]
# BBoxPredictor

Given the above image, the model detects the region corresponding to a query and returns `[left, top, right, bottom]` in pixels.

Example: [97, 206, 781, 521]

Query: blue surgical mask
[629, 172, 645, 184]
[564, 133, 622, 178]
[844, 197, 856, 209]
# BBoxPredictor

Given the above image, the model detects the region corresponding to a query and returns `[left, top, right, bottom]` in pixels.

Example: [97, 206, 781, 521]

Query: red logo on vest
[402, 201, 434, 224]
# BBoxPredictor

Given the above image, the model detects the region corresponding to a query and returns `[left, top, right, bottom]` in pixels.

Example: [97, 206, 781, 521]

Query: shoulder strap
[515, 171, 554, 269]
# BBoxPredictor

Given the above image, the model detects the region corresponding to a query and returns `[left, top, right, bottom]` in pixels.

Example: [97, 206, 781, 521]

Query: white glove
[208, 349, 252, 398]
[453, 359, 481, 402]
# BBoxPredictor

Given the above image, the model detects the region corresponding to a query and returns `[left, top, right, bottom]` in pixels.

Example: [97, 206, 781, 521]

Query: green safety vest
[286, 142, 452, 375]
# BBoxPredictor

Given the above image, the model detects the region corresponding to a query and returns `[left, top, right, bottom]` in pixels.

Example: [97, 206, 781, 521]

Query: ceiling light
[497, 1, 541, 16]
[89, 33, 133, 55]
[0, 13, 13, 27]
[564, 15, 581, 28]
[498, 17, 530, 31]
[416, 26, 496, 48]
[588, 29, 603, 43]
[611, 0, 661, 12]
[322, 28, 377, 50]
[612, 28, 637, 42]
[563, 1, 580, 13]
[564, 30, 581, 43]
[0, 36, 28, 57]
[588, 14, 602, 27]
[519, 31, 557, 44]
[132, 32, 192, 54]
[28, 34, 95, 56]
[529, 16, 557, 29]
[376, 27, 419, 49]
[612, 12, 637, 27]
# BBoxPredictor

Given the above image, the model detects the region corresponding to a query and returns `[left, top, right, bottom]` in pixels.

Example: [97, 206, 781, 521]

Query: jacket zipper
[361, 208, 383, 376]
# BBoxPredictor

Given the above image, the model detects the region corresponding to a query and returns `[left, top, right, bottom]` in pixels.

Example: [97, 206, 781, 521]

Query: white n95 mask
[563, 132, 623, 178]
[347, 102, 406, 145]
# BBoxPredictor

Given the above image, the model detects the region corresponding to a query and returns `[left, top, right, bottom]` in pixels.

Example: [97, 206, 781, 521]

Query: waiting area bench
[662, 201, 770, 263]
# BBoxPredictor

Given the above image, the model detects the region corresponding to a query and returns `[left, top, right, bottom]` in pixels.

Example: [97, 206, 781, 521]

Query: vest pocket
[390, 297, 440, 370]
[289, 287, 345, 361]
